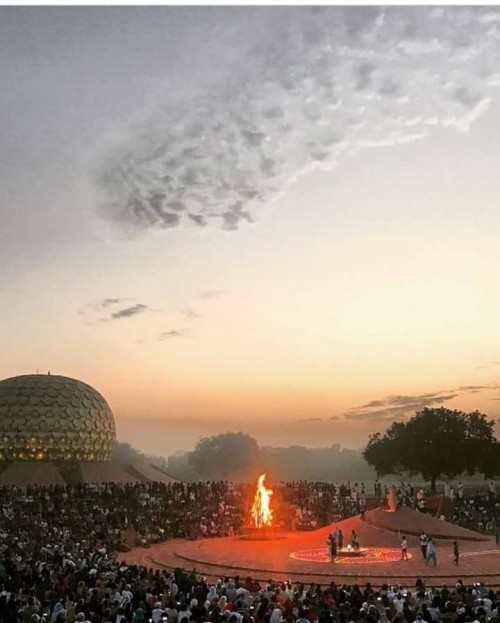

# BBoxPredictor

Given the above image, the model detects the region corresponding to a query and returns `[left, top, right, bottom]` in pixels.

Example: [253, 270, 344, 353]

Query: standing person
[453, 541, 459, 565]
[401, 536, 409, 560]
[425, 538, 437, 566]
[419, 531, 428, 560]
[327, 533, 337, 562]
[351, 530, 360, 549]
[338, 529, 344, 550]
[330, 535, 337, 562]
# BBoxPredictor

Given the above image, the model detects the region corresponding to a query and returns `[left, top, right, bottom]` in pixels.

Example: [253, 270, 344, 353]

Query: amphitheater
[120, 505, 500, 588]
[1, 372, 499, 587]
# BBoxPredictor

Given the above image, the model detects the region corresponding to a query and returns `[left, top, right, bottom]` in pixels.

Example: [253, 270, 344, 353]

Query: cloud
[110, 303, 148, 320]
[198, 289, 225, 300]
[97, 6, 500, 231]
[180, 306, 200, 319]
[346, 381, 500, 421]
[475, 361, 500, 370]
[158, 329, 190, 341]
[456, 384, 497, 392]
[296, 417, 323, 423]
[345, 391, 459, 421]
[79, 297, 140, 324]
[359, 399, 385, 408]
[79, 297, 129, 316]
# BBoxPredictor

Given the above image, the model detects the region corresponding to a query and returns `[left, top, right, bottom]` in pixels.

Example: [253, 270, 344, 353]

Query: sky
[2, 6, 500, 457]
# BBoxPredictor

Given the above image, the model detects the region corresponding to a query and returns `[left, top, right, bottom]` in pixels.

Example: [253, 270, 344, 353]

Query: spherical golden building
[0, 374, 116, 462]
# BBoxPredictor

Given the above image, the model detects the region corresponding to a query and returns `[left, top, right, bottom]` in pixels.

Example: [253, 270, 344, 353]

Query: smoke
[98, 6, 500, 231]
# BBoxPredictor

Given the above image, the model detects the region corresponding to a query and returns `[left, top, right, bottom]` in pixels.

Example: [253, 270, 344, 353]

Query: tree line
[113, 407, 500, 490]
[113, 433, 377, 482]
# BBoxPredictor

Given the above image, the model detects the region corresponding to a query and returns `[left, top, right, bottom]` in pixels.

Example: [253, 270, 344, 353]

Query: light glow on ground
[289, 546, 413, 564]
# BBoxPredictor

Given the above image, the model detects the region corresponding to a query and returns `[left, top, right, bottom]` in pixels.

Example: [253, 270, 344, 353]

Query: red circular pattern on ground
[289, 547, 412, 564]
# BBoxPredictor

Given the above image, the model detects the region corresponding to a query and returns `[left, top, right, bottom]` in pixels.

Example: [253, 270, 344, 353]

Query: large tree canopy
[363, 407, 500, 493]
[188, 432, 262, 480]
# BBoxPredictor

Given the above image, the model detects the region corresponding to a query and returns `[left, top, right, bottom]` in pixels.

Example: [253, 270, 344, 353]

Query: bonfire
[250, 472, 273, 528]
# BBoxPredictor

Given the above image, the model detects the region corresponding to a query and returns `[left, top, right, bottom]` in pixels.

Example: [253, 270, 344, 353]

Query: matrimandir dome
[0, 374, 116, 462]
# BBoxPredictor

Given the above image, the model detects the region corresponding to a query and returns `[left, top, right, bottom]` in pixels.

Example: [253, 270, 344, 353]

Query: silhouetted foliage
[188, 432, 262, 480]
[154, 451, 199, 481]
[363, 407, 500, 493]
[162, 435, 376, 482]
[112, 442, 144, 464]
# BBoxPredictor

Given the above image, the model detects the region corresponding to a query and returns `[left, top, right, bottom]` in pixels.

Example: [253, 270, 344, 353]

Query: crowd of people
[0, 559, 499, 623]
[0, 480, 497, 558]
[0, 482, 248, 555]
[0, 479, 499, 623]
[276, 482, 367, 531]
[450, 492, 500, 537]
[0, 481, 369, 555]
[387, 484, 427, 513]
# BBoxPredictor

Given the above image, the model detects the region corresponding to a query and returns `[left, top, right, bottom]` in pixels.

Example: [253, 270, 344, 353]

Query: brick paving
[119, 508, 500, 588]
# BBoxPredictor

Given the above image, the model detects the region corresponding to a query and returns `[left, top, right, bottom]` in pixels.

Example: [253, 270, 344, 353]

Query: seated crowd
[450, 494, 500, 535]
[0, 481, 369, 553]
[0, 481, 498, 623]
[0, 560, 499, 623]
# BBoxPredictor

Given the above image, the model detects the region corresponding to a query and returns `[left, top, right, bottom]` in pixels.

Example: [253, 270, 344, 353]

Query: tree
[188, 432, 262, 480]
[363, 407, 500, 494]
[112, 442, 144, 464]
[163, 451, 200, 481]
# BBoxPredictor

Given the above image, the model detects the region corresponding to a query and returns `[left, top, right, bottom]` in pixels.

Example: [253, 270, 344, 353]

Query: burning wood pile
[241, 473, 281, 540]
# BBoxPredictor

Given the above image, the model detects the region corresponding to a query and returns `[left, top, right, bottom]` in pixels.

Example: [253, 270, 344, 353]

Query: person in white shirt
[270, 607, 282, 623]
[401, 536, 409, 560]
[392, 594, 404, 613]
[178, 605, 191, 623]
[152, 604, 165, 623]
[121, 586, 133, 602]
[425, 538, 437, 566]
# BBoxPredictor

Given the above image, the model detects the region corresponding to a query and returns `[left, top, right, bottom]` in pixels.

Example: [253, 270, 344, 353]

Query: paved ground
[119, 509, 500, 588]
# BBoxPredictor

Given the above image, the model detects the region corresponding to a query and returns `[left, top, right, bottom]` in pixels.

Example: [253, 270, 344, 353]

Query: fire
[251, 472, 273, 528]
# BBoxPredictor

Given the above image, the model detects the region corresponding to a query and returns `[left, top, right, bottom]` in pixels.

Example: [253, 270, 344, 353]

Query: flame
[251, 472, 273, 528]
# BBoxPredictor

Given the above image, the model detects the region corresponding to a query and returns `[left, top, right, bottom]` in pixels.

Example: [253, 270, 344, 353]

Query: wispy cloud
[79, 297, 142, 324]
[296, 417, 323, 423]
[79, 297, 131, 316]
[109, 303, 148, 320]
[180, 306, 201, 319]
[359, 399, 385, 408]
[198, 289, 225, 300]
[475, 361, 500, 370]
[158, 329, 190, 341]
[345, 392, 458, 421]
[346, 382, 500, 421]
[97, 7, 500, 232]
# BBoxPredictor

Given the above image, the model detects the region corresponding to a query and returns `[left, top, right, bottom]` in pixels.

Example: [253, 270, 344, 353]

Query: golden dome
[0, 374, 116, 462]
